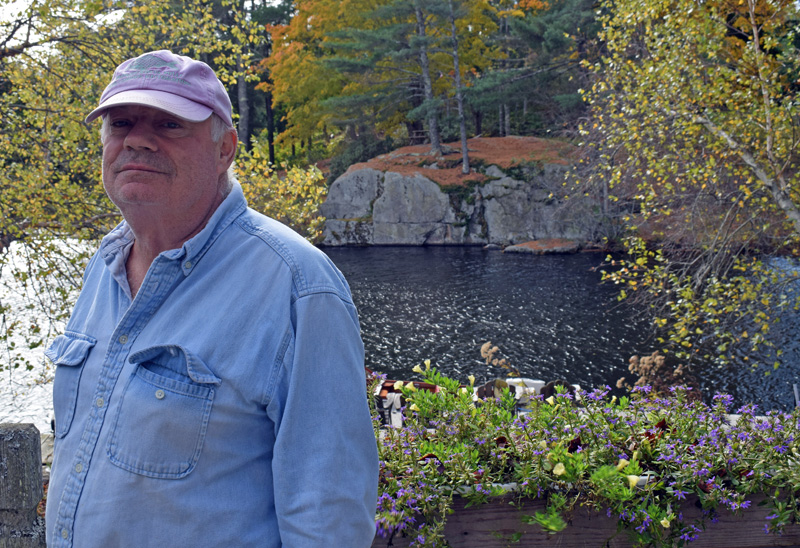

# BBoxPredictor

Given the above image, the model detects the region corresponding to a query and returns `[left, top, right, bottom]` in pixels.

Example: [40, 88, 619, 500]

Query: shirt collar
[100, 182, 248, 275]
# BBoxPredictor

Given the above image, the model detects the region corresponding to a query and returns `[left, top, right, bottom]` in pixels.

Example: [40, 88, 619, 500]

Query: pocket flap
[129, 345, 221, 385]
[45, 332, 97, 367]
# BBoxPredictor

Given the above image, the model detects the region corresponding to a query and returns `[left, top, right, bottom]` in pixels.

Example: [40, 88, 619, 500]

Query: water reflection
[324, 246, 799, 412]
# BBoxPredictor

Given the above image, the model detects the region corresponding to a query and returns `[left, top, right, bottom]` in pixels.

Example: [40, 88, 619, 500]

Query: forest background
[2, 0, 800, 385]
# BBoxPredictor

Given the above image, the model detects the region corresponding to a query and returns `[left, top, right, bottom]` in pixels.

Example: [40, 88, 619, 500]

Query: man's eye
[162, 121, 182, 129]
[110, 119, 131, 128]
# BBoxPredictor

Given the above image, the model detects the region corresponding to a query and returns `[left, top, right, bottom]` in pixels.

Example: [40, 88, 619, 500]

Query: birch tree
[583, 0, 800, 367]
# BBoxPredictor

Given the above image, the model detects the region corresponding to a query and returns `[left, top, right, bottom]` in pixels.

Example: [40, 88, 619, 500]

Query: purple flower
[713, 394, 734, 406]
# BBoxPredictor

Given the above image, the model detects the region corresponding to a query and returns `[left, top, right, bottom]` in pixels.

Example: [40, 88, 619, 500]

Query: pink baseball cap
[85, 50, 233, 127]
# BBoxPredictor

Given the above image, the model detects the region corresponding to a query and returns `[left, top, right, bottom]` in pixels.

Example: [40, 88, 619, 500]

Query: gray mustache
[110, 152, 172, 173]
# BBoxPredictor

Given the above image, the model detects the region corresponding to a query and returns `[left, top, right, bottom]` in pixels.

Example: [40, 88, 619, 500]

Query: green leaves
[581, 0, 800, 367]
[0, 0, 290, 373]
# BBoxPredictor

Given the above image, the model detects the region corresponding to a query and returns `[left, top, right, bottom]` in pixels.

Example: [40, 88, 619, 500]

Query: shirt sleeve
[269, 290, 378, 547]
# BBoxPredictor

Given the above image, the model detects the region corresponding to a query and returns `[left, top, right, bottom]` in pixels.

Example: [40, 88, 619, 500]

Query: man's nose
[123, 121, 158, 151]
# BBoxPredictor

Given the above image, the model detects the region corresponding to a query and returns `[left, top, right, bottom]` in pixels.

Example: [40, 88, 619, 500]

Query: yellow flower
[538, 440, 548, 450]
[546, 396, 556, 406]
[424, 359, 431, 371]
[412, 364, 424, 374]
[405, 383, 416, 392]
[616, 458, 630, 471]
[409, 403, 420, 412]
[660, 518, 671, 528]
[460, 387, 469, 394]
[627, 475, 640, 489]
[394, 381, 404, 390]
[553, 462, 566, 476]
[468, 375, 475, 387]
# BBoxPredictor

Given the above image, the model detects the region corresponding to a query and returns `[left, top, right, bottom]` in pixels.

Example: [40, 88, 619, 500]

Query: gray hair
[209, 113, 237, 196]
[100, 112, 237, 196]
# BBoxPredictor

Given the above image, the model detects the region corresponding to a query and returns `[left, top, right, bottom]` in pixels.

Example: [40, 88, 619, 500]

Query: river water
[324, 246, 800, 412]
[2, 245, 798, 433]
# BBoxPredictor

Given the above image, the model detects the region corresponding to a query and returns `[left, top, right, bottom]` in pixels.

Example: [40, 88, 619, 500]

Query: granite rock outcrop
[320, 160, 598, 247]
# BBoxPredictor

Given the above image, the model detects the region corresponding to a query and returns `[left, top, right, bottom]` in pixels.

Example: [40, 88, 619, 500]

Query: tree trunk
[504, 103, 511, 136]
[236, 57, 250, 150]
[446, 0, 469, 174]
[499, 104, 504, 136]
[414, 3, 443, 157]
[265, 89, 276, 165]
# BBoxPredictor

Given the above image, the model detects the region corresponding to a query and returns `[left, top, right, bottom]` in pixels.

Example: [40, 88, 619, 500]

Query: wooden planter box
[371, 493, 800, 547]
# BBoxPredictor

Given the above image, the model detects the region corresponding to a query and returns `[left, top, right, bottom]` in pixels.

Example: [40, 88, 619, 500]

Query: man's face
[101, 105, 234, 230]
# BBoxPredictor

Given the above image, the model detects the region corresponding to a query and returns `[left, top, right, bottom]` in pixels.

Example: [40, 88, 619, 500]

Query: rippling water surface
[325, 246, 800, 412]
[2, 245, 798, 430]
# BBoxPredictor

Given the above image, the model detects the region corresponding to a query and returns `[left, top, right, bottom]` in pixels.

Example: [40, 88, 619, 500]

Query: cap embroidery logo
[128, 55, 179, 72]
[110, 54, 192, 87]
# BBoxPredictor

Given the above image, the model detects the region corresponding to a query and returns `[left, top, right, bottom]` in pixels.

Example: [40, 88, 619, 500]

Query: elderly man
[44, 50, 378, 547]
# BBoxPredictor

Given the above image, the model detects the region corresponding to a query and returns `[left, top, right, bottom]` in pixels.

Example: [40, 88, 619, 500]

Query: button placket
[52, 249, 189, 546]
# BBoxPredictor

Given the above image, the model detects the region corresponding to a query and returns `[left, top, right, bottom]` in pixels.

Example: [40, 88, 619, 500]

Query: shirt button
[75, 462, 83, 473]
[184, 261, 192, 269]
[155, 390, 166, 400]
[61, 529, 69, 539]
[96, 397, 105, 408]
[118, 334, 128, 344]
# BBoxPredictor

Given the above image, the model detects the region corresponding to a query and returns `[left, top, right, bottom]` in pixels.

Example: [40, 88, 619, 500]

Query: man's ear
[219, 129, 238, 171]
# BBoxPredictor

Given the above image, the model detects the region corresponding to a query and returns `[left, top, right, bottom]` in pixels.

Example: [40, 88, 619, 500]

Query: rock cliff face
[320, 162, 598, 247]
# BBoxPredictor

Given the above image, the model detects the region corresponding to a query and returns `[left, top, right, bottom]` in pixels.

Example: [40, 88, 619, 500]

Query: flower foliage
[375, 364, 800, 546]
[237, 141, 327, 243]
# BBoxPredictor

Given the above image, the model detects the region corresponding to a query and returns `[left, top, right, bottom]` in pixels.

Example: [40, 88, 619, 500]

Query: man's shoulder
[229, 208, 348, 297]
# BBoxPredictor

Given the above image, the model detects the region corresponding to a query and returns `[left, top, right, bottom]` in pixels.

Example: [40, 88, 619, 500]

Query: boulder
[373, 173, 453, 224]
[504, 239, 581, 254]
[323, 219, 373, 246]
[319, 168, 381, 220]
[320, 162, 597, 247]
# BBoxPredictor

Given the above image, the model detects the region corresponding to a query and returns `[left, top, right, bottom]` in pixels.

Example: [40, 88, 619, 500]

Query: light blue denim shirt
[45, 183, 379, 547]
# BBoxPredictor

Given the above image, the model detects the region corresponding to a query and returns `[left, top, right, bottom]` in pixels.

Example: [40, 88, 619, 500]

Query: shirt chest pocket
[107, 345, 221, 479]
[46, 332, 97, 439]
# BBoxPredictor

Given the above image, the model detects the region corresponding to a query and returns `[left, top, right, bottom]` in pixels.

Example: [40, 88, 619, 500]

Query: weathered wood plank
[372, 494, 800, 547]
[0, 424, 46, 548]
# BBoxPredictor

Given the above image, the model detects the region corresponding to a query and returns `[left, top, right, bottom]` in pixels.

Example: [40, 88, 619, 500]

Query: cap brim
[85, 89, 213, 124]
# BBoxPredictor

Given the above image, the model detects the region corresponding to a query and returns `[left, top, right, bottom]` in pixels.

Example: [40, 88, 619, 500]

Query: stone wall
[320, 164, 598, 246]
